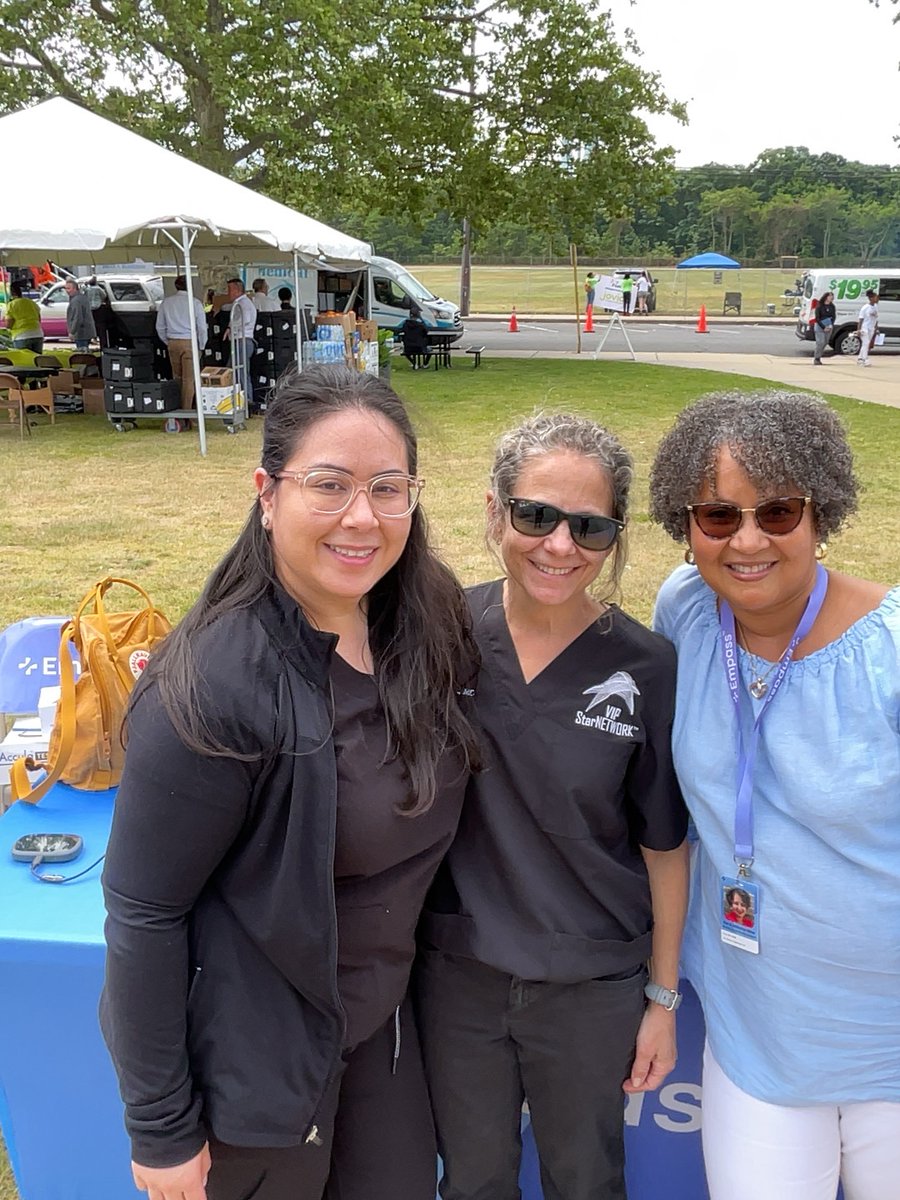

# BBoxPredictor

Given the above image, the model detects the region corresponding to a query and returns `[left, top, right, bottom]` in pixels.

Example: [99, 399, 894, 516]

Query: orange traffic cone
[508, 307, 519, 333]
[584, 305, 594, 333]
[695, 304, 708, 333]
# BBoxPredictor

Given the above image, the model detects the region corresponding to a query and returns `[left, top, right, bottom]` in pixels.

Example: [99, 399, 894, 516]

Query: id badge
[720, 876, 760, 954]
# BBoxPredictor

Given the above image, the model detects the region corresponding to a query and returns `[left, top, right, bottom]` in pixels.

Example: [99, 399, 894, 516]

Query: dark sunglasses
[687, 495, 811, 539]
[508, 498, 624, 551]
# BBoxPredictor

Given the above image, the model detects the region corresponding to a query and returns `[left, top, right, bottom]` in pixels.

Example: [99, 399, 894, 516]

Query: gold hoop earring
[684, 547, 695, 565]
[815, 542, 827, 561]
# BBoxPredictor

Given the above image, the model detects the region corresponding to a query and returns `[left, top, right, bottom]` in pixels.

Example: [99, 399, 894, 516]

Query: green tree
[0, 0, 684, 314]
[699, 187, 760, 256]
[0, 0, 473, 213]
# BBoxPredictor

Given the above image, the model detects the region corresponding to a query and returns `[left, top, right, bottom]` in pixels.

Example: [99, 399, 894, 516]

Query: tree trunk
[460, 217, 472, 317]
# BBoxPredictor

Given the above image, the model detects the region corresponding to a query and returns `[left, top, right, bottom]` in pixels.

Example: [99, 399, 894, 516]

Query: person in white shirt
[226, 277, 258, 405]
[155, 276, 209, 408]
[856, 290, 879, 366]
[636, 273, 651, 314]
[251, 278, 281, 313]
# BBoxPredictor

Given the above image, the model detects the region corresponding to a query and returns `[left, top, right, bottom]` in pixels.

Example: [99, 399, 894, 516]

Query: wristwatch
[644, 981, 683, 1011]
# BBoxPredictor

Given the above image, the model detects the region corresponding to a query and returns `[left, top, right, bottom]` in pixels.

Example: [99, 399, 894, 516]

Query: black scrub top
[331, 654, 467, 1049]
[422, 579, 687, 984]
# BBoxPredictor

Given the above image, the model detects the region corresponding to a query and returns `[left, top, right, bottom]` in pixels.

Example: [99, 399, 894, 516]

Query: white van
[244, 257, 464, 344]
[795, 269, 900, 356]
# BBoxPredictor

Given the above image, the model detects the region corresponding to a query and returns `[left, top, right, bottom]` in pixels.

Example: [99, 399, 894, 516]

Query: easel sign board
[596, 275, 624, 312]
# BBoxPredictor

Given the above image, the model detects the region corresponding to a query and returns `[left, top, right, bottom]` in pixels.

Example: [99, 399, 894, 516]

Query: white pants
[857, 328, 875, 362]
[702, 1045, 900, 1200]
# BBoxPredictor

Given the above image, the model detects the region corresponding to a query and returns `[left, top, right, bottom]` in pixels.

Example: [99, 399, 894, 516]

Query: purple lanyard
[718, 564, 828, 872]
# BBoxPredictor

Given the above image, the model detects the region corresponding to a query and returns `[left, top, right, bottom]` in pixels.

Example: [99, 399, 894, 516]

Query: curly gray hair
[649, 390, 859, 542]
[488, 411, 633, 597]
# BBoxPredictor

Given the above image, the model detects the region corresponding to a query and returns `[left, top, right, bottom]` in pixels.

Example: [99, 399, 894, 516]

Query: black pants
[207, 999, 436, 1200]
[415, 951, 646, 1200]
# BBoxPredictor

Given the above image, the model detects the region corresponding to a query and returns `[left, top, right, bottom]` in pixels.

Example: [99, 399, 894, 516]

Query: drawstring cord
[391, 1005, 401, 1075]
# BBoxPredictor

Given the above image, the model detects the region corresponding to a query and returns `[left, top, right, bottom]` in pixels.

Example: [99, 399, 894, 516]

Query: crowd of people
[96, 363, 898, 1200]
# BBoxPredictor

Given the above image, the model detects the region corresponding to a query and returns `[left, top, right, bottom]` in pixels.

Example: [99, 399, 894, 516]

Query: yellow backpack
[9, 577, 172, 804]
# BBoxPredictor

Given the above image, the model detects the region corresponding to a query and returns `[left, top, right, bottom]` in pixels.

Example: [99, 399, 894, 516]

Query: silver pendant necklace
[736, 620, 780, 699]
[746, 655, 779, 700]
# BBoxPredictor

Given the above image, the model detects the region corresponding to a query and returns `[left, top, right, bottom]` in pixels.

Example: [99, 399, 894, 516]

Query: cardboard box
[200, 386, 246, 416]
[357, 319, 378, 343]
[80, 378, 105, 415]
[49, 369, 81, 397]
[315, 312, 356, 335]
[200, 367, 233, 387]
[0, 719, 50, 790]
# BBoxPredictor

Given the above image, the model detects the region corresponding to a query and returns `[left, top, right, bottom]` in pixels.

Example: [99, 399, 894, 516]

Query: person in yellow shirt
[5, 282, 44, 353]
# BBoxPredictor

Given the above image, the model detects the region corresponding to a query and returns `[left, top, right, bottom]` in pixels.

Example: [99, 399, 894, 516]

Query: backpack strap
[81, 576, 159, 692]
[9, 621, 78, 805]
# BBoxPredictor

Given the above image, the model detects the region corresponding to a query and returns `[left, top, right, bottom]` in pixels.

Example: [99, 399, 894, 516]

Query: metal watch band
[644, 981, 683, 1011]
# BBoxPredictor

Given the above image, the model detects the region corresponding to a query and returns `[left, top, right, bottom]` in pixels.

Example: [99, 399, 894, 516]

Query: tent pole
[293, 251, 303, 373]
[179, 228, 208, 456]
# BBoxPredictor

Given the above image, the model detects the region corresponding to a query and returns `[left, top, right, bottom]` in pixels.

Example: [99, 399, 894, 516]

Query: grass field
[2, 359, 900, 1199]
[410, 265, 806, 319]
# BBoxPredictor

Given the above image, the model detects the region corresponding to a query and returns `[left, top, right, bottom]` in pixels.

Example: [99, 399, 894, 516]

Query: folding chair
[0, 372, 32, 438]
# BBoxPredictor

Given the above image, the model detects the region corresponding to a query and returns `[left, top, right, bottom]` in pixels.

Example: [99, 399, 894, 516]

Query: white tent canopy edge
[0, 97, 374, 454]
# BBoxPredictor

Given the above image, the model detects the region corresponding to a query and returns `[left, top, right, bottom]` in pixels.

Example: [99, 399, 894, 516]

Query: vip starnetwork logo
[575, 671, 641, 738]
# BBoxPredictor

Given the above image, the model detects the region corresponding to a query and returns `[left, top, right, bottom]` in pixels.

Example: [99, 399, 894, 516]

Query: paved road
[463, 318, 899, 359]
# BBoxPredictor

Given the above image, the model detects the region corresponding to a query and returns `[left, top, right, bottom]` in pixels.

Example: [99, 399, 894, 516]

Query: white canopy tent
[0, 97, 373, 453]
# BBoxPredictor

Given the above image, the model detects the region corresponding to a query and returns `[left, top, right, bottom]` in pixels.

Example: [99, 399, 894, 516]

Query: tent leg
[180, 229, 208, 456]
[293, 251, 303, 373]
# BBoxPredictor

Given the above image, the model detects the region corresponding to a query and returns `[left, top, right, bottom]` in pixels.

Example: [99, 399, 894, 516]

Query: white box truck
[244, 256, 463, 344]
[795, 269, 900, 356]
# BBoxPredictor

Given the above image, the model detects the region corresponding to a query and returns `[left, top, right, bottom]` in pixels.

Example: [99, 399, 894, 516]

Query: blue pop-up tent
[677, 252, 741, 268]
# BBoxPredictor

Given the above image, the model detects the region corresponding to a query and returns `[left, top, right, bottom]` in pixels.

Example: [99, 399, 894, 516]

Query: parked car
[611, 268, 657, 312]
[36, 275, 164, 339]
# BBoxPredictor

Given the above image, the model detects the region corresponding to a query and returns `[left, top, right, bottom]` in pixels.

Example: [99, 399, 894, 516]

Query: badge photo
[720, 876, 761, 954]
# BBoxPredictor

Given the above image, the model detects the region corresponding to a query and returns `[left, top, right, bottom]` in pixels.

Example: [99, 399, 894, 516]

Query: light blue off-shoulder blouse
[654, 563, 900, 1104]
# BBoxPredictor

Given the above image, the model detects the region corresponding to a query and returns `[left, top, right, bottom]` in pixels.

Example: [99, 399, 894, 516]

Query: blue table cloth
[0, 784, 708, 1200]
[0, 783, 140, 1200]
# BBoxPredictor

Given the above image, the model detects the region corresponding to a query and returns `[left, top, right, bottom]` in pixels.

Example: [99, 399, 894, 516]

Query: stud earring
[684, 547, 695, 565]
[815, 542, 827, 561]
[261, 512, 271, 530]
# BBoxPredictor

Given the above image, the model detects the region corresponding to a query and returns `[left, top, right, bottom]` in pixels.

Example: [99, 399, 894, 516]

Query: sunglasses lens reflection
[510, 502, 620, 551]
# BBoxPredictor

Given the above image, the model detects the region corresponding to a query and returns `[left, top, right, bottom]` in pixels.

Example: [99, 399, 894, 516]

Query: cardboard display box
[200, 386, 246, 416]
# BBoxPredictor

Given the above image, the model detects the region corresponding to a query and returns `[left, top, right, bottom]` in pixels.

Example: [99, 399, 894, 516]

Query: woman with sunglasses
[417, 412, 689, 1200]
[650, 390, 900, 1200]
[100, 365, 480, 1200]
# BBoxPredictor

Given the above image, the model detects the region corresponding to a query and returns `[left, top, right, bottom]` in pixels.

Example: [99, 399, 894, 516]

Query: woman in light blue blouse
[649, 390, 900, 1200]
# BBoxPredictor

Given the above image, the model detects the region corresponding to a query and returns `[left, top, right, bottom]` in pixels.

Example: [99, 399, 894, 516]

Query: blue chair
[0, 618, 77, 716]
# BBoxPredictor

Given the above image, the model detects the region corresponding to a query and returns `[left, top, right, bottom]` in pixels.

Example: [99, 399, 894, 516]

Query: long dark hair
[146, 364, 480, 815]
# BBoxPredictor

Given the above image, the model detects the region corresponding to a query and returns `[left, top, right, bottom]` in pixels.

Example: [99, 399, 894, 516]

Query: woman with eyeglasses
[650, 390, 900, 1200]
[100, 365, 480, 1200]
[417, 412, 689, 1200]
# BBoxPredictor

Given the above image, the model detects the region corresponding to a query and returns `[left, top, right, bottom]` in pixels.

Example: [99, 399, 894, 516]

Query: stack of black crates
[201, 306, 311, 415]
[249, 310, 303, 413]
[103, 313, 180, 417]
[203, 308, 231, 373]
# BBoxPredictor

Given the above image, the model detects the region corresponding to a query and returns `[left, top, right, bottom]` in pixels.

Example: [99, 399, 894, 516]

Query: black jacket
[100, 586, 345, 1167]
[816, 301, 836, 326]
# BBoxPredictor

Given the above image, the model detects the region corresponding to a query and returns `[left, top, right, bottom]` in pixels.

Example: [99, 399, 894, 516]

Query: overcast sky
[605, 0, 900, 167]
